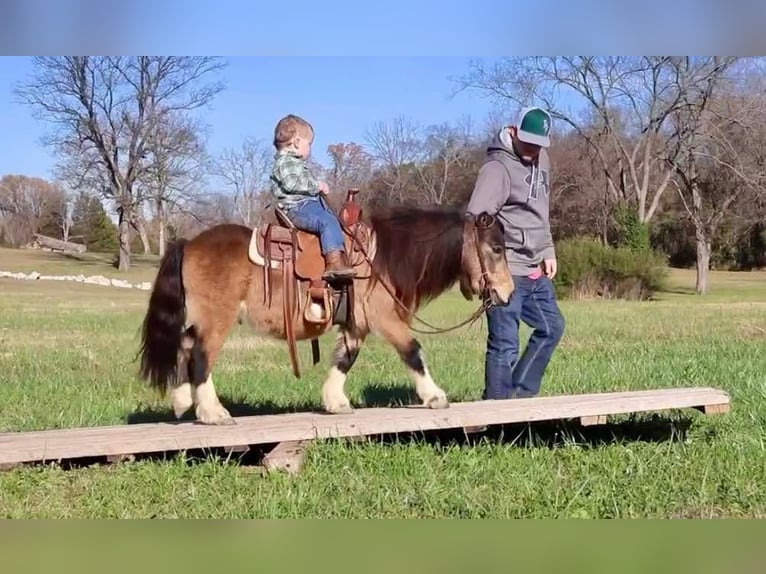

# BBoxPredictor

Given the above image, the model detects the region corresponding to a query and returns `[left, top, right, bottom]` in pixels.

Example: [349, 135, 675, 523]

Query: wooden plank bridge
[0, 386, 731, 474]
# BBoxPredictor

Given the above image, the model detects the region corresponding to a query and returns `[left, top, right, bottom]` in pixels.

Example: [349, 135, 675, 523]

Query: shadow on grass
[40, 385, 706, 473]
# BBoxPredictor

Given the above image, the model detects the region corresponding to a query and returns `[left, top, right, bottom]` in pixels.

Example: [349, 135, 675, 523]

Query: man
[465, 106, 566, 400]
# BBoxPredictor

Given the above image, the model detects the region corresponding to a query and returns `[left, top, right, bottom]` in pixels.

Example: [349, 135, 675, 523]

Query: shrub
[554, 236, 669, 301]
[611, 205, 651, 252]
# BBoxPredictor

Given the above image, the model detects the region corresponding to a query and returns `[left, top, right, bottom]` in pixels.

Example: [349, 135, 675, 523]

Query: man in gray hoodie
[465, 106, 565, 400]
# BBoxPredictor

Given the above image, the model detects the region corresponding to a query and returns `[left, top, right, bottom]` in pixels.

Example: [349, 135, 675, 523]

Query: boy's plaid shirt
[269, 149, 320, 210]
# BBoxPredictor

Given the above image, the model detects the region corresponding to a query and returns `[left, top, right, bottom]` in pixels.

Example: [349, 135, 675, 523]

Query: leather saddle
[248, 190, 372, 378]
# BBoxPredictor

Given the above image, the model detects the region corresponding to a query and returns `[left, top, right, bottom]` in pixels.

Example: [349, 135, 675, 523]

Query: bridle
[338, 212, 500, 336]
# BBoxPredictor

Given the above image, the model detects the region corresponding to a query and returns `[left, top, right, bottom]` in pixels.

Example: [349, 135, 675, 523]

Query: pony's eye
[492, 245, 503, 255]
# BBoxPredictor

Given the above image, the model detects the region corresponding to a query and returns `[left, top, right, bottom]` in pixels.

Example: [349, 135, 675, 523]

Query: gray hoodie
[465, 128, 555, 276]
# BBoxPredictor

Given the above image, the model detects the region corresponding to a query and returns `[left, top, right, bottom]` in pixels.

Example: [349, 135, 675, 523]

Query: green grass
[0, 246, 160, 283]
[0, 249, 765, 518]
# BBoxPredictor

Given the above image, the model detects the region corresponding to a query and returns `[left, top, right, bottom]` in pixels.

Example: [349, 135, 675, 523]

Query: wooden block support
[702, 403, 731, 415]
[0, 387, 732, 470]
[262, 440, 307, 476]
[580, 414, 608, 426]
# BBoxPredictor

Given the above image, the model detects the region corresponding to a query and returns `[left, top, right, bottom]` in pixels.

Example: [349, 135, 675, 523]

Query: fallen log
[30, 234, 86, 254]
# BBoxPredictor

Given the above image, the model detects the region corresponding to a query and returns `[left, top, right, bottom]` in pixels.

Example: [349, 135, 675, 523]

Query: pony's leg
[193, 373, 233, 425]
[168, 330, 199, 419]
[372, 312, 449, 409]
[322, 328, 366, 414]
[187, 307, 238, 426]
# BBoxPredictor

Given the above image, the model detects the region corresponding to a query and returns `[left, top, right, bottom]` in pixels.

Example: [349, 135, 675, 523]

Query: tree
[69, 191, 119, 253]
[15, 56, 226, 270]
[213, 138, 272, 227]
[0, 174, 64, 246]
[666, 57, 766, 293]
[414, 118, 475, 205]
[456, 57, 697, 224]
[363, 115, 420, 203]
[140, 113, 210, 256]
[325, 142, 374, 207]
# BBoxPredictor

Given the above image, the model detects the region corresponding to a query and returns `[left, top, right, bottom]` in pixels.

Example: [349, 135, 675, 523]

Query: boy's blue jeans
[483, 274, 565, 400]
[285, 197, 345, 255]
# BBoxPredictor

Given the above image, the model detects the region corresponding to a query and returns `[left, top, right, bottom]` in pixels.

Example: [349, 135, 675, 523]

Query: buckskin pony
[137, 193, 514, 425]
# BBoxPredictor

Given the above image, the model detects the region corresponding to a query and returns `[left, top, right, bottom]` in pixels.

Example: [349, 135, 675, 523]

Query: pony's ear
[476, 212, 495, 229]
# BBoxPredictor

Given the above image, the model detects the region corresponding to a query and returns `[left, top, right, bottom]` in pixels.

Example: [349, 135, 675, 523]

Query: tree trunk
[695, 225, 711, 295]
[138, 220, 151, 255]
[157, 199, 166, 258]
[117, 207, 131, 271]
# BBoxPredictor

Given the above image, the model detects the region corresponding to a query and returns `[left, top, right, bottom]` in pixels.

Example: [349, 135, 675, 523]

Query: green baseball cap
[517, 106, 552, 147]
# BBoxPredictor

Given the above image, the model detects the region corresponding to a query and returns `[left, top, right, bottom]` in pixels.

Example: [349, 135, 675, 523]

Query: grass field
[1, 248, 765, 518]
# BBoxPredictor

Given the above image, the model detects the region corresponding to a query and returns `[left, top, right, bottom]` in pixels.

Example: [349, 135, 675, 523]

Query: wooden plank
[0, 386, 730, 467]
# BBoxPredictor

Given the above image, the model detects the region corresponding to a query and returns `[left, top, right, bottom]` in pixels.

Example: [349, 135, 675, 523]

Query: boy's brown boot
[322, 250, 356, 281]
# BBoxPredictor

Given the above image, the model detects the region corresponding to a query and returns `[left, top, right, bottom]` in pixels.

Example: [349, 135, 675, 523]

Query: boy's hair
[273, 114, 313, 149]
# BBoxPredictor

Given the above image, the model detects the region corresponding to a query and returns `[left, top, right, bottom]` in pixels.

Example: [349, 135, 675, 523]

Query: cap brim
[517, 129, 550, 148]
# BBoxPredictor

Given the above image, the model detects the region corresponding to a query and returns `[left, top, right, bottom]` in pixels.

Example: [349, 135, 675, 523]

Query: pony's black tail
[138, 239, 192, 394]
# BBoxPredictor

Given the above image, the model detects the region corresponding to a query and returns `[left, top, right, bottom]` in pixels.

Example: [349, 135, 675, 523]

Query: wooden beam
[580, 414, 608, 426]
[262, 440, 308, 476]
[0, 386, 731, 468]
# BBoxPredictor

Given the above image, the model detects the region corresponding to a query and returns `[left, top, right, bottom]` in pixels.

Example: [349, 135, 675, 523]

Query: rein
[338, 213, 495, 336]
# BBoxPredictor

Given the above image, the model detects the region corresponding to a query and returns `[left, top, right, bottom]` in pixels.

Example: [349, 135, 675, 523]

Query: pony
[137, 203, 514, 425]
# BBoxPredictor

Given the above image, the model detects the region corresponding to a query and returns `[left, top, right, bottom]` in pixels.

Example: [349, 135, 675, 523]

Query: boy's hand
[318, 181, 329, 195]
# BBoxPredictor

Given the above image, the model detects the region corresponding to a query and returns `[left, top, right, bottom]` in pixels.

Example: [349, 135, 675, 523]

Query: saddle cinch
[248, 189, 372, 378]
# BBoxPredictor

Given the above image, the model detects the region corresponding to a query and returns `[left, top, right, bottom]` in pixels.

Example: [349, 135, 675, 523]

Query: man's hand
[543, 258, 558, 280]
[318, 181, 330, 195]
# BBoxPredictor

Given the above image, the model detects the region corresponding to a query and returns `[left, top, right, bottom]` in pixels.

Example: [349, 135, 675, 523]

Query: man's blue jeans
[483, 275, 565, 400]
[286, 197, 345, 255]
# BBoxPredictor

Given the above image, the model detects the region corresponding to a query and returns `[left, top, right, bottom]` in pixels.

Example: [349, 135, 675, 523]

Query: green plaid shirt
[269, 149, 320, 210]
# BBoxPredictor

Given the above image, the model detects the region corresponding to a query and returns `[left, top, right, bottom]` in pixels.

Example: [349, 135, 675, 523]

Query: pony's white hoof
[171, 383, 194, 419]
[324, 401, 354, 415]
[196, 403, 236, 425]
[426, 394, 449, 410]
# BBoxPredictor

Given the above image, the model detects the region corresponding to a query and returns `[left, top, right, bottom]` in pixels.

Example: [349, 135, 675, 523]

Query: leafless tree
[665, 57, 765, 293]
[0, 174, 64, 246]
[414, 117, 476, 205]
[456, 57, 702, 223]
[325, 141, 374, 208]
[15, 56, 226, 270]
[213, 138, 272, 227]
[140, 113, 210, 256]
[363, 115, 420, 203]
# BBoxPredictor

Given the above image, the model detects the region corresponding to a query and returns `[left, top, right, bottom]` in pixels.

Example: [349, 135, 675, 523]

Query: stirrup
[303, 287, 333, 325]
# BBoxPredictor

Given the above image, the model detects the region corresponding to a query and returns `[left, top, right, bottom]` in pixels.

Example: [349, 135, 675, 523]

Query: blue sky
[0, 56, 511, 182]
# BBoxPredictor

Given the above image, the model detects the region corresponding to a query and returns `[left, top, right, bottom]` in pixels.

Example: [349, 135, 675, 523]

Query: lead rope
[338, 216, 494, 336]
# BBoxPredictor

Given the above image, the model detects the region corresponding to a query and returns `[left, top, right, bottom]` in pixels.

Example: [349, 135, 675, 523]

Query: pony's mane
[367, 204, 465, 312]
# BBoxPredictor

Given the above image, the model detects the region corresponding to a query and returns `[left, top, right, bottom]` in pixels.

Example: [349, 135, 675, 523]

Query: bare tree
[15, 56, 226, 270]
[0, 174, 64, 246]
[140, 113, 210, 256]
[456, 57, 699, 223]
[213, 138, 272, 227]
[414, 117, 475, 205]
[666, 57, 764, 294]
[363, 115, 420, 203]
[325, 141, 374, 208]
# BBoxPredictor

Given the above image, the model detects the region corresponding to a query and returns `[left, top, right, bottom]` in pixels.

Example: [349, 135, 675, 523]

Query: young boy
[269, 114, 355, 281]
